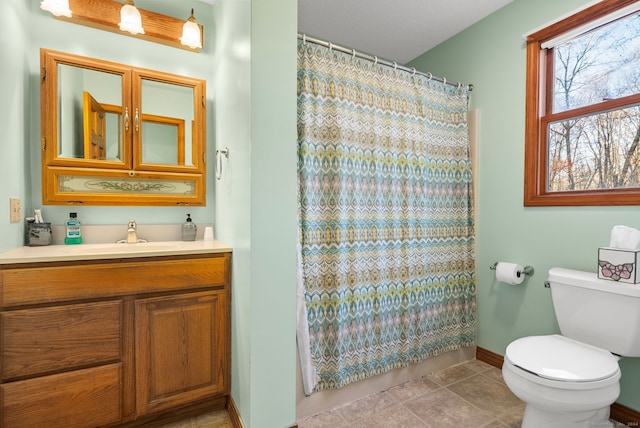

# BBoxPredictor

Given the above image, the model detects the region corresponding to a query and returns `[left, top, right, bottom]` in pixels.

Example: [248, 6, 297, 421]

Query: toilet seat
[506, 335, 620, 383]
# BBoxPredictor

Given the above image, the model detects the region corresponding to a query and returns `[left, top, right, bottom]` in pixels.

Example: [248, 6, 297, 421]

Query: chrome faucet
[116, 219, 148, 243]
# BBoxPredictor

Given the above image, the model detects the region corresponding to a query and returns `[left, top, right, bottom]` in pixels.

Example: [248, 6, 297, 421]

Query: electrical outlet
[9, 198, 21, 223]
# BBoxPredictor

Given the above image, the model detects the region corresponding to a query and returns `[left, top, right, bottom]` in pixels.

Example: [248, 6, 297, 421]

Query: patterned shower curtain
[296, 39, 476, 395]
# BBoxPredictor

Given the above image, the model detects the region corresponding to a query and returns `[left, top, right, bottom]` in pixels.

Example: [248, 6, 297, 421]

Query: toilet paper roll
[495, 262, 525, 285]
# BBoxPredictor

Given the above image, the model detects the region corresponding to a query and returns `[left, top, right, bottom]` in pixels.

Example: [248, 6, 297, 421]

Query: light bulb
[40, 0, 72, 17]
[119, 0, 144, 35]
[180, 9, 202, 49]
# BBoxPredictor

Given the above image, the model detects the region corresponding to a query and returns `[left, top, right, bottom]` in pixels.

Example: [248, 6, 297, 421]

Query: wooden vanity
[0, 243, 231, 427]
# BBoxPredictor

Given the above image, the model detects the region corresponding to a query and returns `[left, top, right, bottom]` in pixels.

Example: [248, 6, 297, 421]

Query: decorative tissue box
[598, 247, 640, 284]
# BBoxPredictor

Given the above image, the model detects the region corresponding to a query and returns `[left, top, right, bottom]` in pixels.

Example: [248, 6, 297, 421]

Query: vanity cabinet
[0, 252, 231, 428]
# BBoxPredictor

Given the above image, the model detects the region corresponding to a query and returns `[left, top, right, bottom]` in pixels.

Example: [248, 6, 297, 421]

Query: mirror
[140, 79, 193, 166]
[41, 49, 206, 206]
[58, 65, 124, 162]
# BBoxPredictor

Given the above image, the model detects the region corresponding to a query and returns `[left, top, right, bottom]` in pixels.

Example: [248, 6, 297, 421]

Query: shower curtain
[296, 39, 476, 395]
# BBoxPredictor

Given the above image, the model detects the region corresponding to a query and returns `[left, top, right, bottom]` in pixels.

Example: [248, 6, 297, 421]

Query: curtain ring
[352, 49, 356, 58]
[393, 62, 397, 70]
[443, 77, 447, 86]
[374, 56, 378, 65]
[427, 72, 432, 81]
[411, 67, 416, 76]
[302, 34, 306, 44]
[328, 42, 332, 51]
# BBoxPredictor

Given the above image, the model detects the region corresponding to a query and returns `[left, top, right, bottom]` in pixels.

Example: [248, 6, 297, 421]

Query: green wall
[214, 0, 298, 426]
[211, 0, 254, 424]
[0, 1, 298, 426]
[0, 0, 29, 251]
[409, 0, 640, 411]
[249, 0, 297, 424]
[27, 0, 215, 227]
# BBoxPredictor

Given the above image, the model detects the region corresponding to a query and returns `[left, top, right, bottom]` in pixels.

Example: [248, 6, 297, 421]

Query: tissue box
[598, 247, 640, 283]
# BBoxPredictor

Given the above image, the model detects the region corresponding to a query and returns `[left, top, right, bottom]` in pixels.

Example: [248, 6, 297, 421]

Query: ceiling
[298, 0, 513, 64]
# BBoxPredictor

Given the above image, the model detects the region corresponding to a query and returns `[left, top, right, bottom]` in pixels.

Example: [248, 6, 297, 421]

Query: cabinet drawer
[1, 363, 122, 428]
[0, 253, 230, 307]
[1, 300, 122, 380]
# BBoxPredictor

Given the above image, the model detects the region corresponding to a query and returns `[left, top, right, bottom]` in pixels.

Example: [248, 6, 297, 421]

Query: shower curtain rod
[298, 34, 473, 92]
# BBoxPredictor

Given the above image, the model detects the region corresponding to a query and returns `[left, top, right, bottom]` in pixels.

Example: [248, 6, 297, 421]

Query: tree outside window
[524, 0, 640, 206]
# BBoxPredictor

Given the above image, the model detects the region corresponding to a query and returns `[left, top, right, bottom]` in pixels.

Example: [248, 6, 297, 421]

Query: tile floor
[161, 359, 628, 427]
[296, 359, 628, 428]
[158, 409, 233, 428]
[297, 360, 524, 428]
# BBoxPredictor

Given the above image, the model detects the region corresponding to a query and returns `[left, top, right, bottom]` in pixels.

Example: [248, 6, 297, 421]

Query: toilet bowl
[501, 268, 640, 428]
[502, 335, 620, 427]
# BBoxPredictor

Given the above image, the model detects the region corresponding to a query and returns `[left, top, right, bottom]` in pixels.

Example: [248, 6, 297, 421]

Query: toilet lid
[505, 335, 619, 382]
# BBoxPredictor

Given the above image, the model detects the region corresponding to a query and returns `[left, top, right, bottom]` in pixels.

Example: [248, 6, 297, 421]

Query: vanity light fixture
[118, 0, 144, 35]
[40, 0, 72, 17]
[180, 9, 202, 49]
[43, 0, 204, 52]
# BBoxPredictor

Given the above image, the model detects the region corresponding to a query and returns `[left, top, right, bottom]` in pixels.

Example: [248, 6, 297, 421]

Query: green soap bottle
[64, 212, 83, 245]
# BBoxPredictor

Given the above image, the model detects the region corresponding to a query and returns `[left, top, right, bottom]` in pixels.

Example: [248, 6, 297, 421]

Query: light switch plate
[9, 198, 21, 223]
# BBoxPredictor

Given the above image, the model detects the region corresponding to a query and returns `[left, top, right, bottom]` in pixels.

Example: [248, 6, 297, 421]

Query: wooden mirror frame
[40, 49, 206, 206]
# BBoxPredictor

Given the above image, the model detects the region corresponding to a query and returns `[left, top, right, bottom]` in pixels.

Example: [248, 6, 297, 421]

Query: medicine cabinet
[40, 49, 206, 206]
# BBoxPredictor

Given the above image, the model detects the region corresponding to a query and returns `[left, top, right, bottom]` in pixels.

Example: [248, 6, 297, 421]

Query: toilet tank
[548, 267, 640, 357]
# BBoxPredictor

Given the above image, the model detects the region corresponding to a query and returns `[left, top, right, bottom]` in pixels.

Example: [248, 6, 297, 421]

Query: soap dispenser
[182, 214, 197, 241]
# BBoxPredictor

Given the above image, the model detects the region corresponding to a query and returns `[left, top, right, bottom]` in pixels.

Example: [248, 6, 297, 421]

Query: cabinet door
[135, 290, 228, 415]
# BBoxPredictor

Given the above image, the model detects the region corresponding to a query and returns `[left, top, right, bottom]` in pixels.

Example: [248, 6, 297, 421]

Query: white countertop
[0, 240, 232, 265]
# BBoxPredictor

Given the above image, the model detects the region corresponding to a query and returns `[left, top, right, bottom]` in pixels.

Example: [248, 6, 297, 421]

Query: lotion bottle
[64, 212, 83, 245]
[182, 214, 197, 241]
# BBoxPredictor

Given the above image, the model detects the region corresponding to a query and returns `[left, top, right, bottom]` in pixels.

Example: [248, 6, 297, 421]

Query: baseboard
[476, 346, 640, 425]
[227, 396, 244, 428]
[610, 402, 640, 426]
[475, 345, 503, 369]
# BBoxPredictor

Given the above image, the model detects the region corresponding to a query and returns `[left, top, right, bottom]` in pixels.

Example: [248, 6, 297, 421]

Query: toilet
[502, 267, 640, 428]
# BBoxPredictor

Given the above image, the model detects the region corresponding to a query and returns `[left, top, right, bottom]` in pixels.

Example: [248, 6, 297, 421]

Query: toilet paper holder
[490, 262, 535, 277]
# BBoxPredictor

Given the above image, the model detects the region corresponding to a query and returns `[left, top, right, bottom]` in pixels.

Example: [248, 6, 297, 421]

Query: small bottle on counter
[64, 212, 83, 245]
[182, 214, 197, 241]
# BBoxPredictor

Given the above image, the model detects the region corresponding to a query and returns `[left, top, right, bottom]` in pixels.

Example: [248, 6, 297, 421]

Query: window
[524, 0, 640, 206]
